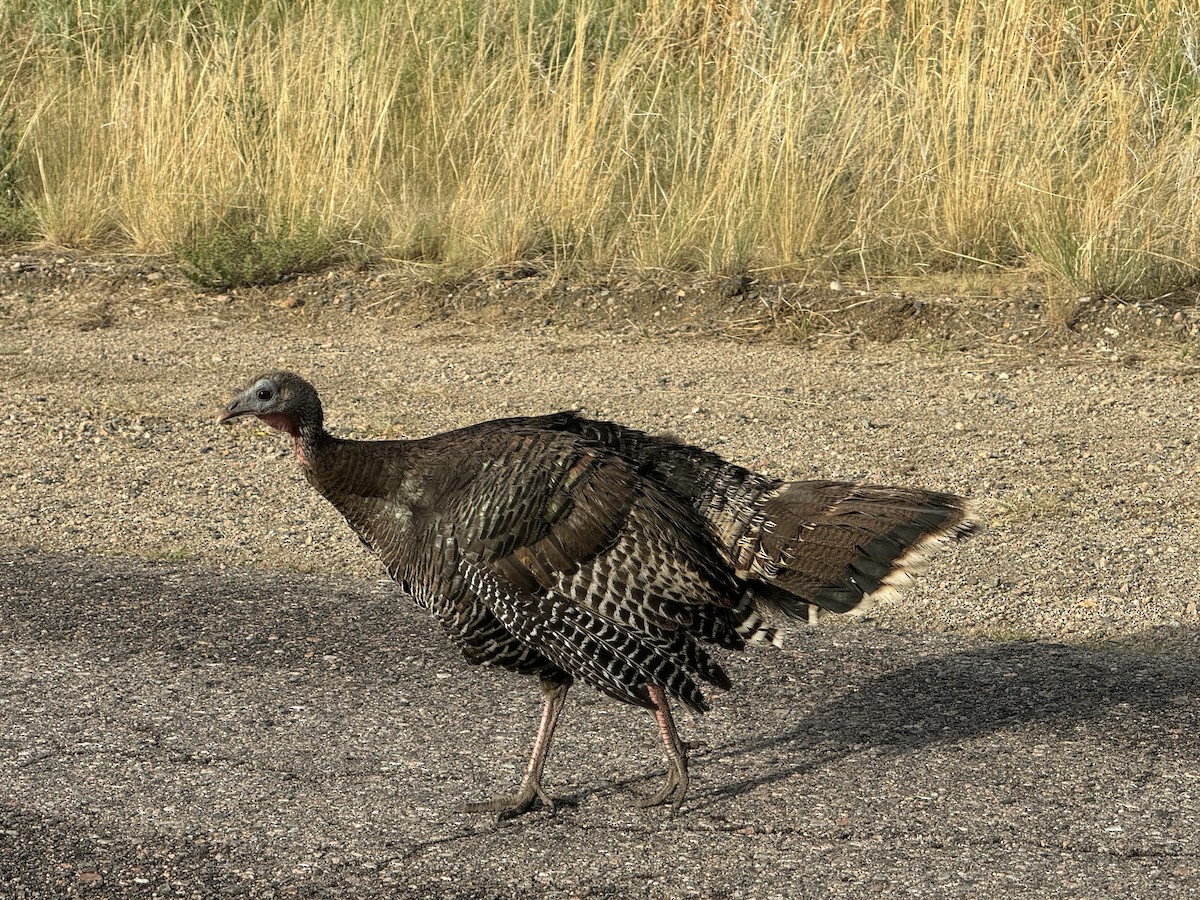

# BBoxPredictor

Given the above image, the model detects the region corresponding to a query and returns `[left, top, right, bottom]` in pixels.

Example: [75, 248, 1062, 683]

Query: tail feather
[739, 481, 976, 618]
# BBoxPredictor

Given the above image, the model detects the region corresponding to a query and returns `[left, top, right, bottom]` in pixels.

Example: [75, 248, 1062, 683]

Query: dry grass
[1, 0, 1199, 296]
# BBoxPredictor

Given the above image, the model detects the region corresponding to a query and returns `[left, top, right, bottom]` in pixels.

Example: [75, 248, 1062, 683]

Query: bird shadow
[686, 632, 1199, 806]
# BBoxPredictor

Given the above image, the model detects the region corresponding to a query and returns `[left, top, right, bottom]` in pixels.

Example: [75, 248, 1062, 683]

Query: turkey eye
[256, 388, 274, 402]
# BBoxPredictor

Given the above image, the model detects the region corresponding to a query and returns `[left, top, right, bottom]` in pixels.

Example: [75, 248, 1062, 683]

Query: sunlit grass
[1, 0, 1198, 296]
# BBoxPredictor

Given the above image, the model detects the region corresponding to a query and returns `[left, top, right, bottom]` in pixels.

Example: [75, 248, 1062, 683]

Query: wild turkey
[218, 371, 975, 818]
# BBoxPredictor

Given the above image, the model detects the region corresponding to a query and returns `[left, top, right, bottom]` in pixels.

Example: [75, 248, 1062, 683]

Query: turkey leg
[461, 676, 570, 819]
[638, 683, 691, 811]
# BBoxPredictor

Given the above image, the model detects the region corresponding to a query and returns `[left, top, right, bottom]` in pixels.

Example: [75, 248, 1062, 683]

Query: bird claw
[461, 781, 555, 820]
[637, 763, 690, 813]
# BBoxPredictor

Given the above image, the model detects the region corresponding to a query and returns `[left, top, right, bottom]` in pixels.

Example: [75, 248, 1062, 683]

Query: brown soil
[5, 250, 1200, 353]
[3, 249, 1200, 646]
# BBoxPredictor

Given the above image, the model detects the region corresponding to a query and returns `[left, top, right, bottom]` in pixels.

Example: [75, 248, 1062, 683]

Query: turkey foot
[461, 777, 555, 820]
[638, 684, 691, 812]
[638, 756, 690, 811]
[461, 677, 570, 820]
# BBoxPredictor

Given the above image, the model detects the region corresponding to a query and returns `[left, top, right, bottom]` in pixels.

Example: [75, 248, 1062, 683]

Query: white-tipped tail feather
[741, 489, 978, 628]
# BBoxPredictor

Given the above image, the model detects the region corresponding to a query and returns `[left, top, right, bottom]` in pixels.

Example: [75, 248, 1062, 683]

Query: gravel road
[2, 293, 1199, 897]
[3, 550, 1197, 899]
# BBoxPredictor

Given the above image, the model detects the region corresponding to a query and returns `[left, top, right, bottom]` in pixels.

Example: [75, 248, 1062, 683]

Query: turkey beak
[216, 395, 249, 425]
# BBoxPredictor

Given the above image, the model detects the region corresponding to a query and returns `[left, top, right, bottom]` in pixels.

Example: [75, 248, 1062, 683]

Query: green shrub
[175, 214, 336, 290]
[0, 113, 33, 245]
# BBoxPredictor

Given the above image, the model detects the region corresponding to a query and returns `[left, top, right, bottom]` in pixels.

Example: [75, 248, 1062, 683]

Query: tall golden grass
[2, 0, 1199, 296]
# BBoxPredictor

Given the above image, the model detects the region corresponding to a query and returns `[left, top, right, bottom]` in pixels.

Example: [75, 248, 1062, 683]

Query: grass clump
[0, 0, 1198, 299]
[0, 112, 33, 245]
[176, 213, 335, 290]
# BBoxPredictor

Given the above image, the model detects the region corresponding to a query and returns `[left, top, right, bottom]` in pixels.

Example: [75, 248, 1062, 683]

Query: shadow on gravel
[0, 547, 433, 676]
[4, 547, 1197, 814]
[699, 635, 1199, 806]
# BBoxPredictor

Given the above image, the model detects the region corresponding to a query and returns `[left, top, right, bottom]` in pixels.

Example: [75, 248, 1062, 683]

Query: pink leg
[462, 677, 570, 820]
[638, 684, 691, 811]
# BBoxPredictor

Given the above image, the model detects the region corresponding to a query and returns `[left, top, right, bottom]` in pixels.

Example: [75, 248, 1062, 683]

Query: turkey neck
[262, 415, 331, 471]
[299, 430, 417, 502]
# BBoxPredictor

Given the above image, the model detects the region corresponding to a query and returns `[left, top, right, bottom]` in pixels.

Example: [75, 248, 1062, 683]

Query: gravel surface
[3, 308, 1200, 640]
[2, 284, 1200, 897]
[2, 549, 1197, 899]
